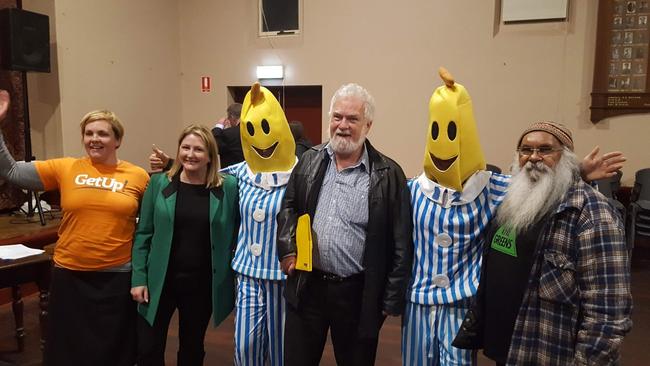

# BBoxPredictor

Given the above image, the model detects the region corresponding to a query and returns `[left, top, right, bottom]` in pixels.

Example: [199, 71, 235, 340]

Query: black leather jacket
[276, 140, 413, 339]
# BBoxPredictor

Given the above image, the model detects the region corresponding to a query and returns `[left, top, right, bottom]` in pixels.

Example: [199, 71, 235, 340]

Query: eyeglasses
[517, 146, 563, 157]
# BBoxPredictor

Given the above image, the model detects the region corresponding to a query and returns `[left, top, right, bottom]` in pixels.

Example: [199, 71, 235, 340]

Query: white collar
[416, 170, 491, 208]
[245, 157, 298, 190]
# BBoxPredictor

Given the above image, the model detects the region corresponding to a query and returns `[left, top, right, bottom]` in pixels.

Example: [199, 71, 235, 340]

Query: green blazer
[131, 172, 239, 327]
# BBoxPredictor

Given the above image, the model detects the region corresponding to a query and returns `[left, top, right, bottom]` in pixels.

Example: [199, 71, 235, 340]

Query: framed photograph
[624, 47, 633, 58]
[634, 75, 647, 88]
[624, 31, 634, 43]
[635, 61, 646, 72]
[614, 16, 624, 27]
[627, 1, 637, 14]
[640, 1, 650, 12]
[636, 47, 646, 58]
[609, 77, 619, 88]
[622, 61, 633, 73]
[591, 0, 650, 122]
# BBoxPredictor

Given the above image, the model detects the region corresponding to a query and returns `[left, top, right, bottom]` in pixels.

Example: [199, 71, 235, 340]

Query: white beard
[496, 149, 579, 234]
[329, 129, 366, 155]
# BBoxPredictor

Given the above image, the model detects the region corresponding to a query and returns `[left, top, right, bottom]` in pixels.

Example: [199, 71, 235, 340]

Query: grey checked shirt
[312, 144, 370, 277]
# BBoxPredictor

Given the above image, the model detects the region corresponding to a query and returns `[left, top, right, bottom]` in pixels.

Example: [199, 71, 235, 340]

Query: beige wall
[177, 0, 649, 183]
[23, 0, 61, 160]
[26, 0, 183, 168]
[31, 0, 650, 183]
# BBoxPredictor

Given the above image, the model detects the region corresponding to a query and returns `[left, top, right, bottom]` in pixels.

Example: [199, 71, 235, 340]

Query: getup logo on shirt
[74, 174, 126, 192]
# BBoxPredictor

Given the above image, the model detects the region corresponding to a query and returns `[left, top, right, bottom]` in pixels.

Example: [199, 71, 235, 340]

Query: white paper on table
[0, 244, 45, 260]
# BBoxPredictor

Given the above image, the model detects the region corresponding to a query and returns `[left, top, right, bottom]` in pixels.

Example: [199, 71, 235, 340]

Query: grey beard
[329, 130, 366, 155]
[496, 149, 579, 234]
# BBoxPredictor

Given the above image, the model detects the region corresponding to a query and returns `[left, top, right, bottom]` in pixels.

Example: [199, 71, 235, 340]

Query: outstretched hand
[581, 146, 626, 182]
[0, 90, 9, 122]
[149, 144, 170, 172]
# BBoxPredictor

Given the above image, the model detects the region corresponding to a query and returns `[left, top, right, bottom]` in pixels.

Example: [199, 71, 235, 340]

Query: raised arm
[0, 90, 45, 191]
[580, 146, 626, 182]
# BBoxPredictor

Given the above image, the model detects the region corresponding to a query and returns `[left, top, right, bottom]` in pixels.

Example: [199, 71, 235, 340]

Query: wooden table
[0, 214, 60, 248]
[0, 253, 51, 351]
[0, 213, 59, 352]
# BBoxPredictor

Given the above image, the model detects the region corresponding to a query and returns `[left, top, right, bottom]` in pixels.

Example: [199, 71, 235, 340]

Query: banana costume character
[221, 82, 296, 366]
[401, 68, 511, 366]
[422, 68, 486, 192]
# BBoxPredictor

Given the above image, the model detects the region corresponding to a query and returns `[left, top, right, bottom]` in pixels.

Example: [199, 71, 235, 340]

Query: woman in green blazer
[131, 125, 239, 365]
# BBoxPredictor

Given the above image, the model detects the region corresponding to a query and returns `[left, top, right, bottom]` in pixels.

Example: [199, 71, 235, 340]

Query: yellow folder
[295, 214, 313, 272]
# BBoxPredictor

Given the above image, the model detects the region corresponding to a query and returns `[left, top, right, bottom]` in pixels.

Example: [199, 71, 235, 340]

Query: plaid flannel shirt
[506, 180, 632, 365]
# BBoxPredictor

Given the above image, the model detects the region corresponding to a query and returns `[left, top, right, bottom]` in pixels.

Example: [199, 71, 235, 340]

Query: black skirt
[43, 267, 136, 366]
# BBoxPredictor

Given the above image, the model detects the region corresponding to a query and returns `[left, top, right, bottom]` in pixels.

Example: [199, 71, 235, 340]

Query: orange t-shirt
[34, 157, 149, 270]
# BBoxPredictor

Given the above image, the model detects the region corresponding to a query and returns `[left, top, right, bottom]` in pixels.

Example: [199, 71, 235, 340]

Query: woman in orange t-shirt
[0, 90, 149, 366]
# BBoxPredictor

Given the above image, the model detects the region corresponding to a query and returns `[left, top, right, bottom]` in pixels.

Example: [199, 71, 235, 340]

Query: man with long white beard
[453, 122, 633, 366]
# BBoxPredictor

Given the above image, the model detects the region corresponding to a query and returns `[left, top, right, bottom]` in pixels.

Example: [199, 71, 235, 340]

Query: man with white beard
[277, 83, 412, 366]
[453, 122, 633, 365]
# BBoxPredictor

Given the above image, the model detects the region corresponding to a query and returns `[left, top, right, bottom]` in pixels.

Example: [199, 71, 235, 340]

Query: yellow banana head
[240, 82, 296, 173]
[423, 67, 486, 191]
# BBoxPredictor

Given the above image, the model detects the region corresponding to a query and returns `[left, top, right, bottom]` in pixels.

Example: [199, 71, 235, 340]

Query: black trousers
[136, 272, 212, 366]
[284, 272, 380, 366]
[44, 267, 136, 366]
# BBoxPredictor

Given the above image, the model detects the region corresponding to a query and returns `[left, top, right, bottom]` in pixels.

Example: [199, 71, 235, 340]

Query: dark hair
[289, 121, 304, 140]
[227, 103, 243, 120]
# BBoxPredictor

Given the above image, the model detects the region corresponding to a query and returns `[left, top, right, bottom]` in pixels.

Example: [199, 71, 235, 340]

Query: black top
[276, 140, 413, 338]
[295, 139, 314, 159]
[482, 218, 546, 363]
[168, 181, 211, 277]
[212, 126, 244, 168]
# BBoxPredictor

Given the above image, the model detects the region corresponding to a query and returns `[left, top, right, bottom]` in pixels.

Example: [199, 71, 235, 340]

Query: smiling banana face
[240, 82, 296, 173]
[423, 68, 486, 192]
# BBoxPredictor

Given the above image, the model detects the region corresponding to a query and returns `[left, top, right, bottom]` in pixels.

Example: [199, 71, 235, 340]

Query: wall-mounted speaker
[0, 8, 50, 73]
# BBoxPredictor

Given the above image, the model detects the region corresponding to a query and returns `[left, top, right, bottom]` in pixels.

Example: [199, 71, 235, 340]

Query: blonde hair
[79, 110, 124, 142]
[167, 124, 223, 188]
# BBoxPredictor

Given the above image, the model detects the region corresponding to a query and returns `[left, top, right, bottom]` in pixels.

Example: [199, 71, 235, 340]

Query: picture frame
[591, 0, 650, 122]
